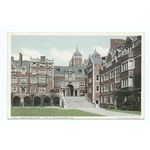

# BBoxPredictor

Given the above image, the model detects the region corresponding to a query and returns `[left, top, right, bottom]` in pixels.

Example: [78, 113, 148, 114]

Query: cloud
[93, 46, 109, 57]
[49, 48, 74, 65]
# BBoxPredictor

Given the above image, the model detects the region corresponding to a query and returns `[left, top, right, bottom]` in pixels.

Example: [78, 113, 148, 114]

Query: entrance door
[63, 90, 65, 96]
[67, 85, 74, 96]
[75, 90, 77, 96]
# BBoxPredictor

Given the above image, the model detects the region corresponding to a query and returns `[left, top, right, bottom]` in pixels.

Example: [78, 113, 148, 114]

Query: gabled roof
[91, 50, 101, 64]
[11, 60, 30, 69]
[73, 47, 82, 56]
[129, 36, 139, 42]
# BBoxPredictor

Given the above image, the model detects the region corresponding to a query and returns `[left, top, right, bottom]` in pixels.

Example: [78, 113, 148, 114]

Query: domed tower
[72, 47, 83, 67]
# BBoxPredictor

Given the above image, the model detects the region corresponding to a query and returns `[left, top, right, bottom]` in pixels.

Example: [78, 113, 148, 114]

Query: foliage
[30, 93, 35, 107]
[124, 95, 136, 106]
[135, 101, 141, 111]
[11, 92, 14, 107]
[40, 95, 46, 107]
[133, 70, 141, 89]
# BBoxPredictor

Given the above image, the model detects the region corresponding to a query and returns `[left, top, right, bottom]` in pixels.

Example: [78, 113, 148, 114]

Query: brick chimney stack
[18, 53, 22, 67]
[40, 56, 45, 61]
[11, 56, 14, 61]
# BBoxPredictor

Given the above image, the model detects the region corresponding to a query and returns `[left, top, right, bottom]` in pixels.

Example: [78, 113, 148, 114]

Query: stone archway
[67, 84, 74, 96]
[24, 96, 30, 107]
[44, 97, 50, 106]
[34, 96, 41, 106]
[53, 97, 60, 106]
[13, 96, 20, 106]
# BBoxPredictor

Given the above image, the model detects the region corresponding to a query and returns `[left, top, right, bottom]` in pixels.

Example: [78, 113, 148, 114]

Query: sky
[11, 35, 126, 66]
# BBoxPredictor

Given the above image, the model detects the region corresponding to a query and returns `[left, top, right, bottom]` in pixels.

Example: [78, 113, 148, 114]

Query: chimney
[11, 56, 14, 61]
[110, 39, 125, 51]
[18, 53, 22, 67]
[40, 56, 45, 61]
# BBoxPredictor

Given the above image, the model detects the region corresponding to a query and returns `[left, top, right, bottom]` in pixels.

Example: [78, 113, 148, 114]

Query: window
[121, 62, 128, 72]
[128, 60, 134, 70]
[56, 89, 59, 93]
[89, 87, 91, 93]
[11, 69, 16, 73]
[110, 71, 114, 79]
[55, 81, 60, 86]
[20, 87, 27, 93]
[80, 90, 84, 93]
[110, 95, 113, 103]
[101, 76, 103, 82]
[39, 70, 46, 74]
[40, 63, 45, 68]
[78, 69, 82, 73]
[89, 77, 91, 83]
[80, 81, 85, 87]
[32, 69, 36, 74]
[11, 78, 17, 83]
[104, 84, 109, 92]
[121, 78, 128, 88]
[104, 96, 108, 103]
[110, 83, 114, 91]
[128, 77, 133, 86]
[49, 63, 51, 68]
[96, 75, 100, 81]
[30, 87, 36, 92]
[115, 67, 120, 83]
[104, 74, 108, 81]
[21, 78, 26, 85]
[101, 86, 103, 93]
[11, 86, 17, 92]
[32, 62, 36, 67]
[56, 68, 60, 71]
[96, 86, 99, 92]
[39, 87, 46, 93]
[21, 67, 26, 74]
[101, 96, 103, 103]
[39, 78, 46, 83]
[30, 77, 37, 83]
[48, 70, 52, 75]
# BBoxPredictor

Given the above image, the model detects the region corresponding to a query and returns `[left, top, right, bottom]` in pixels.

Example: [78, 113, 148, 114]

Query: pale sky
[11, 35, 126, 66]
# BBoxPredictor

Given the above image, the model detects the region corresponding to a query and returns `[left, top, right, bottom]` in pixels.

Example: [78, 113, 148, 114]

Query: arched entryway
[24, 96, 30, 107]
[67, 85, 74, 96]
[34, 96, 41, 106]
[44, 97, 50, 106]
[13, 96, 20, 106]
[53, 97, 60, 106]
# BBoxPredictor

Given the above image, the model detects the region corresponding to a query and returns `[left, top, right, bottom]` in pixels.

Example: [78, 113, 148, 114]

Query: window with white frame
[21, 78, 26, 85]
[110, 95, 113, 103]
[80, 81, 85, 87]
[115, 67, 120, 83]
[101, 86, 103, 93]
[40, 63, 45, 68]
[121, 62, 128, 72]
[30, 87, 36, 92]
[56, 89, 59, 93]
[39, 87, 46, 93]
[89, 87, 91, 93]
[32, 69, 36, 74]
[104, 96, 108, 103]
[80, 90, 84, 94]
[96, 86, 99, 92]
[101, 96, 103, 103]
[11, 78, 17, 83]
[104, 84, 109, 92]
[21, 67, 26, 74]
[121, 78, 128, 88]
[110, 83, 114, 91]
[39, 70, 46, 74]
[11, 69, 16, 73]
[32, 62, 36, 67]
[49, 63, 51, 68]
[30, 77, 37, 83]
[110, 71, 114, 79]
[89, 77, 91, 83]
[96, 75, 100, 81]
[128, 60, 134, 70]
[104, 73, 108, 81]
[39, 78, 46, 83]
[55, 81, 60, 86]
[101, 76, 103, 82]
[128, 77, 133, 86]
[11, 86, 17, 92]
[48, 70, 52, 75]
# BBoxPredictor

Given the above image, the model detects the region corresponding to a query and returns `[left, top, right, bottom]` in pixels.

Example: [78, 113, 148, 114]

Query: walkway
[76, 108, 139, 116]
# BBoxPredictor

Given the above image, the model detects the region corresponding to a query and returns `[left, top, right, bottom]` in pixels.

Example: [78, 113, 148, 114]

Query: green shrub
[135, 101, 141, 111]
[124, 95, 136, 106]
[109, 106, 115, 109]
[121, 105, 127, 110]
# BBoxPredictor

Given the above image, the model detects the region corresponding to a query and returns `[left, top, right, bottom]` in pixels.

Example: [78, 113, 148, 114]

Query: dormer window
[21, 67, 26, 74]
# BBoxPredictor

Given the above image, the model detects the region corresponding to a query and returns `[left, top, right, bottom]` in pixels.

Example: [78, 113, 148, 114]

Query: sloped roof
[11, 60, 30, 69]
[129, 36, 139, 42]
[91, 50, 101, 64]
[54, 66, 85, 76]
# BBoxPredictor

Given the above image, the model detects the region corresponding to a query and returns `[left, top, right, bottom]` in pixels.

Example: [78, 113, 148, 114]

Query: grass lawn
[107, 109, 141, 115]
[11, 107, 101, 116]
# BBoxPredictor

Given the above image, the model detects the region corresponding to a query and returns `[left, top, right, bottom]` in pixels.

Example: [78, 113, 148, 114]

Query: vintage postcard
[7, 32, 144, 119]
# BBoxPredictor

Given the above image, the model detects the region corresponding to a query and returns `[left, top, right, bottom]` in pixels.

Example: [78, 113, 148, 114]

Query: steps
[64, 96, 95, 108]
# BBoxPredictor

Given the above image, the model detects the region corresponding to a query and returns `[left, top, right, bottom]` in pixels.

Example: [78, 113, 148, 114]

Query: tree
[30, 93, 35, 107]
[49, 89, 57, 106]
[11, 92, 14, 107]
[40, 95, 46, 107]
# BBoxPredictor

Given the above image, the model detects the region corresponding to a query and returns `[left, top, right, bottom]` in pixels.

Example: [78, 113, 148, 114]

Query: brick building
[100, 36, 141, 108]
